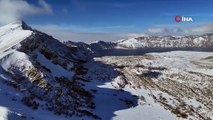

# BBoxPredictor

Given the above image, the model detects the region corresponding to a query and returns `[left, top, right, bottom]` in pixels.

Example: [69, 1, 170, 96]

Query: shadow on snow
[83, 59, 138, 120]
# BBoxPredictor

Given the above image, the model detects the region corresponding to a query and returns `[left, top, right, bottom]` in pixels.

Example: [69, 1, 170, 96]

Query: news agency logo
[175, 16, 193, 22]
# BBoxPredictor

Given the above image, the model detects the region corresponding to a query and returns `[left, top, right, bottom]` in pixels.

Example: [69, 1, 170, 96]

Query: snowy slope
[0, 106, 25, 120]
[0, 76, 94, 120]
[0, 21, 32, 53]
[82, 58, 177, 120]
[0, 21, 98, 120]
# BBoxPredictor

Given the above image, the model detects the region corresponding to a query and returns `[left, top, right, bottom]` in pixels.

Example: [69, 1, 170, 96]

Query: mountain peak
[2, 20, 32, 31]
[14, 20, 32, 30]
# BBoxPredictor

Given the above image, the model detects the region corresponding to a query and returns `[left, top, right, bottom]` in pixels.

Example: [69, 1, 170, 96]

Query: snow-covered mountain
[117, 35, 213, 48]
[90, 41, 117, 51]
[64, 40, 116, 52]
[65, 34, 213, 51]
[0, 21, 99, 119]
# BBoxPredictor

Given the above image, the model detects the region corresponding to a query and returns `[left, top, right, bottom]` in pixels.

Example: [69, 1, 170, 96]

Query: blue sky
[0, 0, 213, 42]
[26, 0, 213, 32]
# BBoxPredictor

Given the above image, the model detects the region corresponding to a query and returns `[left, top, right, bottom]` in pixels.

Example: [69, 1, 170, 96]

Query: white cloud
[146, 28, 169, 35]
[184, 23, 213, 34]
[38, 0, 53, 14]
[0, 0, 53, 24]
[146, 23, 213, 36]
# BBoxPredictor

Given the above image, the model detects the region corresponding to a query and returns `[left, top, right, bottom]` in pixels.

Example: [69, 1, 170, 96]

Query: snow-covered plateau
[94, 51, 213, 120]
[0, 21, 213, 120]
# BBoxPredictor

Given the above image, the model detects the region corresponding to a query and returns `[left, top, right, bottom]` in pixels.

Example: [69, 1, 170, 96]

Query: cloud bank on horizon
[0, 0, 213, 42]
[146, 23, 213, 36]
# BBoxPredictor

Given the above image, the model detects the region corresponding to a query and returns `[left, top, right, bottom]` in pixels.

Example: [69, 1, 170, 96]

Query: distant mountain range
[116, 35, 213, 48]
[65, 34, 213, 51]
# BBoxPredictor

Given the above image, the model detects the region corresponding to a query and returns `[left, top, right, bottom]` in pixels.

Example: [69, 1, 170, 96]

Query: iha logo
[175, 16, 193, 22]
